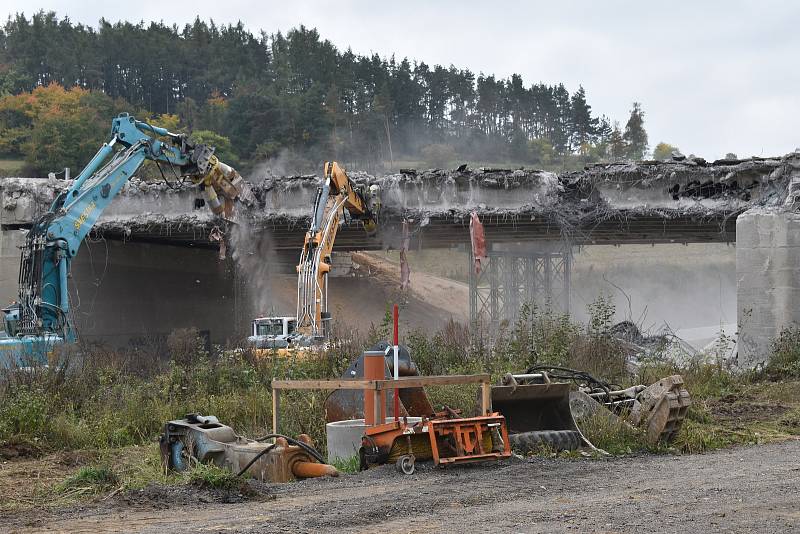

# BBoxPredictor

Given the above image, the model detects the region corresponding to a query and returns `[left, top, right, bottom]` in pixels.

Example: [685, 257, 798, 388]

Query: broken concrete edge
[3, 149, 798, 220]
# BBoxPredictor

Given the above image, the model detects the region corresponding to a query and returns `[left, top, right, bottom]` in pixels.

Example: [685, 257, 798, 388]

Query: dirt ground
[352, 252, 469, 322]
[3, 439, 799, 533]
[256, 252, 468, 336]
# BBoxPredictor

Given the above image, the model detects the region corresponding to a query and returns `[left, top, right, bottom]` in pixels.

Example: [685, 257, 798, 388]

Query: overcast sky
[4, 1, 798, 158]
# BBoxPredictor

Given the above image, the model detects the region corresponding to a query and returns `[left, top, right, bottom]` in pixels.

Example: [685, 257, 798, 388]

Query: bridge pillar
[469, 242, 570, 329]
[737, 208, 800, 367]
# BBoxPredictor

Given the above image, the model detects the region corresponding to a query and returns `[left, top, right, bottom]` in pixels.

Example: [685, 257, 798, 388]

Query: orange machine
[356, 329, 511, 474]
[361, 411, 511, 475]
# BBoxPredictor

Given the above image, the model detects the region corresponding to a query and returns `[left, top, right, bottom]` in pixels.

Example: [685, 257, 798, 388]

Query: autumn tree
[653, 142, 679, 161]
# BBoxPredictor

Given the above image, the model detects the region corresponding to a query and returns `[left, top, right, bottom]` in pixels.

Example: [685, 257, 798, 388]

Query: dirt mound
[0, 440, 41, 460]
[710, 396, 791, 423]
[116, 480, 276, 510]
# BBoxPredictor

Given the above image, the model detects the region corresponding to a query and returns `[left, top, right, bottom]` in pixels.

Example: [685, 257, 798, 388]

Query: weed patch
[57, 464, 119, 495]
[577, 412, 651, 455]
[331, 455, 360, 474]
[765, 327, 800, 380]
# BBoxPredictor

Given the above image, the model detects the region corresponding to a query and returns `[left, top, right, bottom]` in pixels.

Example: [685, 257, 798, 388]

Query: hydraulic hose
[237, 434, 332, 478]
[236, 443, 277, 477]
[253, 433, 327, 464]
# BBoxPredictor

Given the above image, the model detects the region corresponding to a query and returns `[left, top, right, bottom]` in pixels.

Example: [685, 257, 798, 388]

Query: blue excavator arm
[2, 113, 249, 365]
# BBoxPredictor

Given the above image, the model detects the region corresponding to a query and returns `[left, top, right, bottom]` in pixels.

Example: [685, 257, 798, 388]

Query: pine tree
[609, 121, 626, 161]
[569, 86, 598, 152]
[623, 102, 648, 160]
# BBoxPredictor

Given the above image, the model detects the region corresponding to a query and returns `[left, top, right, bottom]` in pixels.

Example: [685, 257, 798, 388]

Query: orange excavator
[248, 162, 380, 351]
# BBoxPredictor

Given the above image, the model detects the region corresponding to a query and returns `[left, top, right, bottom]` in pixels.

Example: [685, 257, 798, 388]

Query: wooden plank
[373, 390, 382, 427]
[271, 379, 377, 390]
[374, 374, 491, 390]
[272, 388, 279, 435]
[271, 375, 490, 391]
[480, 381, 492, 415]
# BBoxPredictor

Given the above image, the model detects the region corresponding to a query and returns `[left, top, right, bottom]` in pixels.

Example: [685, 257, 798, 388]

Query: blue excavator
[0, 113, 250, 367]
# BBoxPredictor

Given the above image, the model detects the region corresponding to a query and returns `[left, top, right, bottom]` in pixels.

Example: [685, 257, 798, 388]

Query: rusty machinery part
[491, 380, 590, 453]
[427, 413, 511, 466]
[360, 413, 511, 473]
[238, 433, 326, 476]
[160, 414, 337, 483]
[324, 342, 434, 423]
[505, 367, 692, 445]
[628, 375, 691, 444]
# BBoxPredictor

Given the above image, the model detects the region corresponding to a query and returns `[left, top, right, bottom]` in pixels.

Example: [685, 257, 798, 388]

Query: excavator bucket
[491, 382, 586, 452]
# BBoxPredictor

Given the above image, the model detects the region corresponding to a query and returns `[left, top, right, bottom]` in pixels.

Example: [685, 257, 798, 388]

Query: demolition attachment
[160, 414, 338, 483]
[491, 378, 588, 452]
[492, 367, 692, 451]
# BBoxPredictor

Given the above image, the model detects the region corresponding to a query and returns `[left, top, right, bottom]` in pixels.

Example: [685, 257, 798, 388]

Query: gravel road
[6, 439, 800, 533]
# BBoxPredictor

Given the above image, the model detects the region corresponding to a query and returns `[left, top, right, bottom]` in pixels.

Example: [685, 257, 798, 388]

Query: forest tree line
[0, 12, 653, 175]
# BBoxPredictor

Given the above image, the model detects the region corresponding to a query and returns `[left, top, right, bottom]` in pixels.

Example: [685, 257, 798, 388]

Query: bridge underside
[87, 211, 737, 251]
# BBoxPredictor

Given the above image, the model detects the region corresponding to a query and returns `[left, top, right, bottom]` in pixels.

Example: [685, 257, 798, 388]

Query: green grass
[0, 158, 25, 175]
[57, 464, 119, 496]
[331, 455, 360, 474]
[188, 462, 246, 491]
[5, 307, 800, 511]
[578, 412, 652, 455]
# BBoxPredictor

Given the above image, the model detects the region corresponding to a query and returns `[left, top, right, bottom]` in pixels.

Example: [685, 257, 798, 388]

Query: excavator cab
[1, 304, 20, 338]
[249, 316, 298, 349]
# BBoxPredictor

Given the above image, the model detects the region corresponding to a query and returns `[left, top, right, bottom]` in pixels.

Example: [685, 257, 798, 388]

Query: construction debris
[494, 367, 692, 449]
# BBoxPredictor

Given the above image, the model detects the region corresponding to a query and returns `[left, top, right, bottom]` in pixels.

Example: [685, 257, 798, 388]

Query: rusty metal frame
[427, 413, 511, 465]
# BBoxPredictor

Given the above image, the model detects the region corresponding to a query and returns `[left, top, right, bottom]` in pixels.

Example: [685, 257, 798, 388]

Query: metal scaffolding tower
[469, 243, 570, 328]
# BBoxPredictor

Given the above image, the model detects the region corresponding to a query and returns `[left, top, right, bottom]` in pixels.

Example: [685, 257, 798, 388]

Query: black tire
[395, 454, 415, 475]
[509, 430, 582, 452]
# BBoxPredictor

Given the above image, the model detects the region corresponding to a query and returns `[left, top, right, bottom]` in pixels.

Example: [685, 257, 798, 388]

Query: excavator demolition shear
[0, 113, 251, 367]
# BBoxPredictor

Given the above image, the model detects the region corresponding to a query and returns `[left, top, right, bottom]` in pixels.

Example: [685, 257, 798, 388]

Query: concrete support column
[737, 208, 800, 367]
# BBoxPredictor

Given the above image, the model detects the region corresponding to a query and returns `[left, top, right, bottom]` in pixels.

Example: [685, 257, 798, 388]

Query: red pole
[393, 303, 400, 422]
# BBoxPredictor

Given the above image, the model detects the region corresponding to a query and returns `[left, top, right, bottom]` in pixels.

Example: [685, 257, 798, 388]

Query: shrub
[58, 464, 119, 494]
[766, 327, 800, 379]
[0, 386, 49, 438]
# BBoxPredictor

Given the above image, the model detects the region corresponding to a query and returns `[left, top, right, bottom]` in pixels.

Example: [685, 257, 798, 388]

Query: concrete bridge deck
[2, 154, 795, 250]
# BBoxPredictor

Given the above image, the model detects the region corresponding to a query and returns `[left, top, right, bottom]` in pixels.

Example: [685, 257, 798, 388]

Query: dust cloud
[228, 219, 280, 318]
[569, 243, 736, 333]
